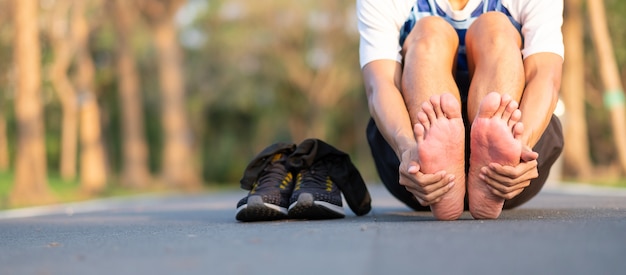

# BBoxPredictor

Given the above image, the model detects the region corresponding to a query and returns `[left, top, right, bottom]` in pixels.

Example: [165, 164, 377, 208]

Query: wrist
[394, 135, 417, 159]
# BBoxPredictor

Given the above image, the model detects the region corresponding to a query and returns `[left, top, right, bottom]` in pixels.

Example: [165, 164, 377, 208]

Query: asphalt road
[1, 183, 625, 275]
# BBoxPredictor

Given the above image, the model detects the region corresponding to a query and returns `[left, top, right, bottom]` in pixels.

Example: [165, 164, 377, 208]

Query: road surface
[1, 183, 625, 275]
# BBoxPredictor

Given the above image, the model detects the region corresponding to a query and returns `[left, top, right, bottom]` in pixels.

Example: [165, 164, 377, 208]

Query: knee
[466, 12, 521, 51]
[402, 16, 458, 57]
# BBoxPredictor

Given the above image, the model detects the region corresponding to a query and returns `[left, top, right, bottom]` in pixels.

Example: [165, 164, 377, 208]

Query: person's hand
[398, 147, 455, 206]
[479, 145, 539, 200]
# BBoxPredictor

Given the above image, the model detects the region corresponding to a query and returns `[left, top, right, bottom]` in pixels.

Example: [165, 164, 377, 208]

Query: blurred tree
[72, 0, 108, 193]
[189, 0, 367, 182]
[137, 0, 201, 189]
[562, 0, 592, 178]
[0, 0, 9, 172]
[10, 0, 54, 204]
[45, 0, 78, 181]
[587, 0, 626, 175]
[0, 101, 7, 171]
[108, 0, 151, 188]
[262, 1, 362, 142]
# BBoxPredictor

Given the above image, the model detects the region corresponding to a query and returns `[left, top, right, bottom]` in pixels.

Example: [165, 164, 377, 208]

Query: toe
[476, 92, 501, 119]
[430, 94, 444, 118]
[440, 93, 462, 119]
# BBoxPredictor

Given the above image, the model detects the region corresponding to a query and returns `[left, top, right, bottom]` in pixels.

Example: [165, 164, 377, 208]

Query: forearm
[368, 85, 415, 158]
[363, 60, 415, 159]
[519, 53, 563, 148]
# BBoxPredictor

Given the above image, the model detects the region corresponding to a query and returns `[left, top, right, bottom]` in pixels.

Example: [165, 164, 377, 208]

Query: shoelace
[300, 161, 330, 188]
[255, 161, 289, 191]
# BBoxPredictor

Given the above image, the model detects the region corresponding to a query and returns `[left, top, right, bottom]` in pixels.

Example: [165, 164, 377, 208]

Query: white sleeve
[516, 0, 564, 60]
[357, 0, 404, 68]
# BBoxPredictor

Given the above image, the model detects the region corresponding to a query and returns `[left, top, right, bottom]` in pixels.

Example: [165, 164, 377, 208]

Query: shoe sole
[236, 195, 288, 222]
[288, 193, 345, 220]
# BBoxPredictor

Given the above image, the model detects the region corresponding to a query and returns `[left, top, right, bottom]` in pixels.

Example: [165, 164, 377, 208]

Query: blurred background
[0, 0, 625, 208]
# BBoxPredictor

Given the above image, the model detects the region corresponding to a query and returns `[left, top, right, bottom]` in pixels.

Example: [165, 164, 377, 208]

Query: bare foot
[468, 92, 523, 219]
[415, 93, 466, 220]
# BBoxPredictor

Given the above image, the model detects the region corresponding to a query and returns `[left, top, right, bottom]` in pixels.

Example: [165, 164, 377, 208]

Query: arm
[519, 53, 563, 148]
[363, 60, 455, 205]
[362, 60, 412, 159]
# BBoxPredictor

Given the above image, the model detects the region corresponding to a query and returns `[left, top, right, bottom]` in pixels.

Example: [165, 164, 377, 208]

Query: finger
[420, 174, 455, 194]
[521, 149, 539, 162]
[407, 161, 420, 174]
[406, 178, 455, 206]
[404, 185, 432, 206]
[400, 166, 443, 184]
[481, 173, 530, 194]
[486, 161, 538, 180]
[402, 172, 453, 197]
[401, 172, 450, 195]
[488, 185, 526, 200]
[481, 166, 537, 189]
[422, 180, 455, 203]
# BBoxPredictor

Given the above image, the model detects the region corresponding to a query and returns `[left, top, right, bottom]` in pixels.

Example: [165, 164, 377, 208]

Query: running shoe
[236, 153, 294, 222]
[288, 159, 345, 219]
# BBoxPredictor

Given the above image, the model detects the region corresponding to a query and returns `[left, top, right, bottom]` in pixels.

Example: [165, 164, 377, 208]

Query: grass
[0, 171, 81, 209]
[0, 171, 186, 210]
[0, 170, 243, 210]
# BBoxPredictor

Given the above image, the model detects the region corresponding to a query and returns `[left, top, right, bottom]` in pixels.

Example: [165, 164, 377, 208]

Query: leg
[465, 12, 524, 122]
[401, 16, 462, 122]
[402, 17, 466, 220]
[464, 13, 526, 219]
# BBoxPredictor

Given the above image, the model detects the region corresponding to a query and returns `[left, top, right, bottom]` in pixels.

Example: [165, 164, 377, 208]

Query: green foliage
[0, 171, 80, 209]
[605, 0, 626, 68]
[2, 0, 626, 200]
[185, 0, 371, 183]
[581, 0, 626, 168]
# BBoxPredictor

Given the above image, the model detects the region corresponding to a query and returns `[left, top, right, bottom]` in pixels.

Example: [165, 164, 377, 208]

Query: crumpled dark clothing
[239, 142, 296, 190]
[239, 139, 371, 216]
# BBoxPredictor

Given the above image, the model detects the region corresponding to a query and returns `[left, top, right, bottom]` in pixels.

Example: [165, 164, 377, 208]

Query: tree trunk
[0, 110, 8, 171]
[154, 18, 200, 189]
[110, 0, 151, 188]
[72, 0, 108, 193]
[138, 0, 200, 189]
[48, 0, 78, 181]
[561, 0, 592, 179]
[587, 0, 626, 175]
[10, 0, 54, 205]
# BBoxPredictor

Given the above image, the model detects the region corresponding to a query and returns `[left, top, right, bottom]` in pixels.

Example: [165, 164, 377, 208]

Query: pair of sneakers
[235, 152, 344, 222]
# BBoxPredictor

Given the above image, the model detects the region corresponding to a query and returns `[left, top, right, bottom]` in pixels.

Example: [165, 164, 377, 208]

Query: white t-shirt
[357, 0, 564, 68]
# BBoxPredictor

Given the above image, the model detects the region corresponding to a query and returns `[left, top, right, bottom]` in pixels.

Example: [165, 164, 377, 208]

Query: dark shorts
[366, 114, 564, 211]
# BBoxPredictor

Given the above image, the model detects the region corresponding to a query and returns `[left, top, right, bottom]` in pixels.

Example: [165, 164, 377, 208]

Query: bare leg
[415, 93, 466, 220]
[401, 16, 461, 124]
[402, 17, 465, 220]
[465, 12, 524, 123]
[468, 92, 523, 219]
[464, 12, 526, 219]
